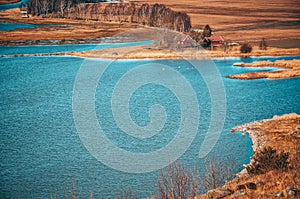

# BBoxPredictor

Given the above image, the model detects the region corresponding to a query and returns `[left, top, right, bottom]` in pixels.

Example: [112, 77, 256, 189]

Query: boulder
[234, 189, 246, 197]
[236, 184, 246, 190]
[286, 186, 299, 197]
[207, 188, 233, 198]
[245, 182, 257, 190]
[266, 192, 284, 197]
[257, 181, 264, 187]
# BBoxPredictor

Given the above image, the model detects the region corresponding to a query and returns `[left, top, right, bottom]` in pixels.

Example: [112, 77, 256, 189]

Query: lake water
[0, 22, 57, 31]
[0, 40, 152, 55]
[0, 0, 28, 11]
[0, 44, 299, 198]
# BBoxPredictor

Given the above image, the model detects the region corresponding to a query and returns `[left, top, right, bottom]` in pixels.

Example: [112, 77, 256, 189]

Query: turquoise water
[0, 52, 299, 198]
[0, 0, 28, 11]
[0, 40, 152, 55]
[0, 22, 55, 31]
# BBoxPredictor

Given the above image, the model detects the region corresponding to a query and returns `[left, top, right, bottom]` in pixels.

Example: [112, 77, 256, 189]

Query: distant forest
[25, 0, 191, 32]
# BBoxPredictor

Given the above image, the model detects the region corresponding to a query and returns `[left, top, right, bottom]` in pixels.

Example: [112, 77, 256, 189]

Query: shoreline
[199, 113, 300, 198]
[230, 120, 267, 176]
[226, 113, 299, 197]
[67, 44, 300, 60]
[2, 47, 299, 59]
[231, 113, 300, 167]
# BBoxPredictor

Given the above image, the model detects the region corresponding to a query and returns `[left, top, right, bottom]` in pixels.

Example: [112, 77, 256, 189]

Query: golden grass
[227, 59, 300, 80]
[1, 0, 300, 44]
[136, 0, 300, 42]
[0, 8, 140, 43]
[196, 113, 300, 198]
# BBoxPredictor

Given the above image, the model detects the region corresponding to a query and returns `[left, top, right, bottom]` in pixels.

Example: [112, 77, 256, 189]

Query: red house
[204, 36, 224, 48]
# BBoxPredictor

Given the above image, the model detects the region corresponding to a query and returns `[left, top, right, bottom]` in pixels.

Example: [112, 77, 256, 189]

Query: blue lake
[0, 22, 56, 31]
[0, 40, 153, 55]
[0, 47, 299, 198]
[0, 0, 28, 11]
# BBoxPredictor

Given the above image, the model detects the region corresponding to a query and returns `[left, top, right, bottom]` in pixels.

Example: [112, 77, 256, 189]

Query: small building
[20, 7, 28, 18]
[204, 36, 224, 49]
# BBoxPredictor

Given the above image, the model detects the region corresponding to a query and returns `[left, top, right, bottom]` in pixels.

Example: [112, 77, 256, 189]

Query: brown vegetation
[0, 8, 139, 44]
[136, 0, 300, 42]
[155, 161, 199, 199]
[26, 0, 191, 32]
[196, 113, 300, 198]
[227, 59, 300, 80]
[69, 45, 300, 60]
[1, 0, 300, 47]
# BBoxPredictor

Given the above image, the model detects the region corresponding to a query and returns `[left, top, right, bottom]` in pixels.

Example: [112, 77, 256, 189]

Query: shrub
[240, 44, 252, 53]
[246, 147, 289, 175]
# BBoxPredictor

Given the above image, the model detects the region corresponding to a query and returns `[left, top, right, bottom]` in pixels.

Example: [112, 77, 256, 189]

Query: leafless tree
[58, 0, 66, 17]
[26, 1, 192, 32]
[41, 0, 48, 16]
[156, 161, 199, 199]
[115, 189, 138, 199]
[204, 159, 235, 191]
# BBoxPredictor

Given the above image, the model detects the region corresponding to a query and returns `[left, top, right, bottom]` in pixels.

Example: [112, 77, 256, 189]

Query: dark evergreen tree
[202, 24, 212, 37]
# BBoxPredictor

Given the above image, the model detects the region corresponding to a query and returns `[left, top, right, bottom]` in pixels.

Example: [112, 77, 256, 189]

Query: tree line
[25, 0, 191, 32]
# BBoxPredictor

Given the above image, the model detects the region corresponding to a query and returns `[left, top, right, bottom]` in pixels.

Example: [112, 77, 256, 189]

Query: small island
[227, 59, 300, 80]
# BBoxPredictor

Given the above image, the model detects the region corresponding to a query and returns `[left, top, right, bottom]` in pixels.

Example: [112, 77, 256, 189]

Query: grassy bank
[196, 113, 300, 198]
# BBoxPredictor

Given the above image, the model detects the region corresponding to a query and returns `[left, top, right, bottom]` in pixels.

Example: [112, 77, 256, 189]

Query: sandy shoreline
[231, 113, 300, 174]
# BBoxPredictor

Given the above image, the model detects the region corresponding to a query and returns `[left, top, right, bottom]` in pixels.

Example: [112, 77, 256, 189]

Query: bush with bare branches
[156, 161, 199, 199]
[204, 159, 235, 191]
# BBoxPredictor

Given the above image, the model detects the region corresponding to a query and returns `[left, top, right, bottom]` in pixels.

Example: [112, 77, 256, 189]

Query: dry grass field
[0, 8, 141, 44]
[136, 0, 300, 44]
[0, 0, 299, 46]
[194, 113, 300, 199]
